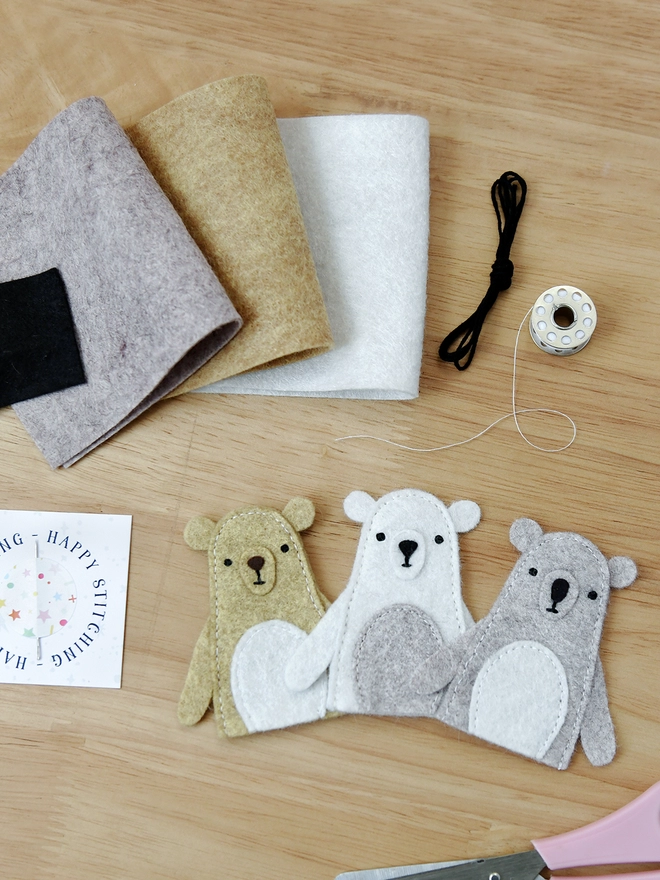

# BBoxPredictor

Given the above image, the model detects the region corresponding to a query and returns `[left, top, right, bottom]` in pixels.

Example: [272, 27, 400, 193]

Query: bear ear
[608, 556, 637, 589]
[510, 518, 544, 552]
[184, 516, 216, 550]
[448, 500, 481, 533]
[282, 497, 315, 532]
[343, 490, 377, 523]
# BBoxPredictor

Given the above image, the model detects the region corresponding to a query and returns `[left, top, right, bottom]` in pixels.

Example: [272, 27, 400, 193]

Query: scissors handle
[559, 874, 660, 880]
[533, 781, 660, 868]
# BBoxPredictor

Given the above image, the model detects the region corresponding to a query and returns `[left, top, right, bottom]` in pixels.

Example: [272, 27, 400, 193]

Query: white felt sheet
[198, 114, 430, 399]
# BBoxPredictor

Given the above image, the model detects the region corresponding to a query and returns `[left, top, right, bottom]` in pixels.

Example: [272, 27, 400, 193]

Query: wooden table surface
[2, 1, 660, 878]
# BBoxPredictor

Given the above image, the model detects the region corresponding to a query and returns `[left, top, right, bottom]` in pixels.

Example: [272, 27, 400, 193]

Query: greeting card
[0, 510, 132, 687]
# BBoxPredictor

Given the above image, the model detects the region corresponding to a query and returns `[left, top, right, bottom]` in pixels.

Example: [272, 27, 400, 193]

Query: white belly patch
[231, 620, 327, 733]
[468, 640, 568, 761]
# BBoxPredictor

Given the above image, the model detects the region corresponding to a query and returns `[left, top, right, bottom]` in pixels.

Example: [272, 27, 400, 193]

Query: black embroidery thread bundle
[439, 171, 527, 371]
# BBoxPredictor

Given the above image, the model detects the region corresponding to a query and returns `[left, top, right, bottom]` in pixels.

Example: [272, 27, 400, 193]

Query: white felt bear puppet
[285, 488, 480, 717]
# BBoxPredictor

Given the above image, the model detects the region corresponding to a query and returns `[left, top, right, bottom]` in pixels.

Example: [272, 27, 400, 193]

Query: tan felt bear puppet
[178, 497, 330, 738]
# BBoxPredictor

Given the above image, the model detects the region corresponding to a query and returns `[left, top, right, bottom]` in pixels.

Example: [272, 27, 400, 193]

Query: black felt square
[0, 268, 86, 408]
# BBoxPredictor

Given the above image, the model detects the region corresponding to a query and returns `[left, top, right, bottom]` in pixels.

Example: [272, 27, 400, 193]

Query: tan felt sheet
[128, 75, 332, 394]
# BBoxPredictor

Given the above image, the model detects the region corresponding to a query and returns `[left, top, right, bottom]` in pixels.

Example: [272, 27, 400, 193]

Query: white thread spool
[529, 285, 597, 355]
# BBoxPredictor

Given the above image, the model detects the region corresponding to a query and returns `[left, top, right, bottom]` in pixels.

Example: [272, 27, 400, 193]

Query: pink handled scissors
[336, 781, 660, 880]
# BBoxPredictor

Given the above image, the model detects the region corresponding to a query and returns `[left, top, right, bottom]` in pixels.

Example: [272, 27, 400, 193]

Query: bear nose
[247, 555, 266, 586]
[546, 577, 570, 613]
[398, 540, 418, 567]
[247, 556, 265, 572]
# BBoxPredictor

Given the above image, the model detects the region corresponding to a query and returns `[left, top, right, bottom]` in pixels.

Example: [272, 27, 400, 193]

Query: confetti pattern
[1, 557, 77, 639]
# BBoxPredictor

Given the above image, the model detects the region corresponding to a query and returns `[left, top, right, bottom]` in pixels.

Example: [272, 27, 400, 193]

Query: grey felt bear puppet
[411, 517, 637, 770]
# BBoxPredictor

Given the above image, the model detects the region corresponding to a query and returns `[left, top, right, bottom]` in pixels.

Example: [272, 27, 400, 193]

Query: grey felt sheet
[1, 98, 241, 467]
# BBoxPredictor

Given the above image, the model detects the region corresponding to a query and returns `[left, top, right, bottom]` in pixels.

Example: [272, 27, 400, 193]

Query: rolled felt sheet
[199, 113, 430, 399]
[127, 75, 333, 394]
[2, 97, 242, 467]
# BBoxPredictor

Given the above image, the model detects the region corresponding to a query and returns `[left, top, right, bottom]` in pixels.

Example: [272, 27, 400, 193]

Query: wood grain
[1, 1, 660, 877]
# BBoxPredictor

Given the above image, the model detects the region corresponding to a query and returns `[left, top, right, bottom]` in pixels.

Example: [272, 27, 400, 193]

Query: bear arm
[284, 592, 348, 691]
[409, 642, 459, 696]
[460, 598, 475, 629]
[178, 616, 215, 726]
[579, 656, 616, 767]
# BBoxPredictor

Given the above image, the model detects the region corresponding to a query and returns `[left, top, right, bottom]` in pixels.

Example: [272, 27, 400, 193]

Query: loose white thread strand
[335, 307, 577, 454]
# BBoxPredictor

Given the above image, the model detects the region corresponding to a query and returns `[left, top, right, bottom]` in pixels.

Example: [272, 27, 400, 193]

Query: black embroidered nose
[546, 577, 570, 613]
[247, 555, 266, 585]
[398, 540, 418, 568]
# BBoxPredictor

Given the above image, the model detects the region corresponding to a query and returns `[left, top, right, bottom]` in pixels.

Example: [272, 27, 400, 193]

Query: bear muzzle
[398, 539, 419, 567]
[537, 568, 580, 618]
[389, 529, 426, 580]
[239, 547, 276, 595]
[546, 577, 570, 613]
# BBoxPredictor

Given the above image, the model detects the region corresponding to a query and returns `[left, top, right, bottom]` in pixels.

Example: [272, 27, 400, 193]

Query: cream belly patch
[468, 640, 569, 761]
[231, 620, 328, 733]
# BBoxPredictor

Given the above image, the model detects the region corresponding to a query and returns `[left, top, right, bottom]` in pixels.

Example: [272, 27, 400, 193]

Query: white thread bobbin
[529, 285, 597, 356]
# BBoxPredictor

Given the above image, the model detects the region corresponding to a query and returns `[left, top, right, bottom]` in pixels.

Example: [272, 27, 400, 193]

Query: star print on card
[0, 509, 131, 688]
[1, 557, 76, 638]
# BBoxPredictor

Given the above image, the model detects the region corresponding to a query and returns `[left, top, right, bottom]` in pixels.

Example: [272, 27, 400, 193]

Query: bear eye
[529, 567, 538, 576]
[280, 544, 290, 553]
[588, 590, 598, 600]
[434, 535, 444, 544]
[224, 558, 233, 567]
[376, 532, 386, 542]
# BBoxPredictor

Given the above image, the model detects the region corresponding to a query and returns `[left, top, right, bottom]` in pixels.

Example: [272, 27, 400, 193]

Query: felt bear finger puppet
[285, 488, 480, 717]
[178, 497, 330, 739]
[426, 517, 637, 770]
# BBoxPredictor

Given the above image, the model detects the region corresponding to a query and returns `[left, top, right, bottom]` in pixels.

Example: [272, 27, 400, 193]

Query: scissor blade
[388, 850, 546, 880]
[335, 851, 546, 880]
[336, 858, 471, 879]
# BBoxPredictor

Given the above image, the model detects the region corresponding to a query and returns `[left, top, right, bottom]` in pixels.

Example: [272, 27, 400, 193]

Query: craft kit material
[285, 489, 480, 716]
[0, 509, 132, 688]
[176, 491, 636, 771]
[128, 75, 332, 393]
[200, 113, 430, 399]
[439, 171, 527, 370]
[529, 285, 597, 355]
[337, 779, 660, 880]
[178, 498, 331, 738]
[338, 296, 583, 455]
[0, 268, 86, 407]
[2, 97, 241, 467]
[421, 517, 637, 769]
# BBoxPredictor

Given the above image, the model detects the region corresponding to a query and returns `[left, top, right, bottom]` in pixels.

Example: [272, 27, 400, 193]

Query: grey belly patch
[353, 603, 446, 716]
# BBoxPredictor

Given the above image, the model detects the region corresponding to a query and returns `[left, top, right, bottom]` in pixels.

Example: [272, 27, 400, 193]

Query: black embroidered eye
[588, 590, 598, 600]
[376, 532, 386, 542]
[434, 535, 444, 544]
[529, 568, 538, 576]
[280, 544, 289, 553]
[224, 558, 232, 567]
